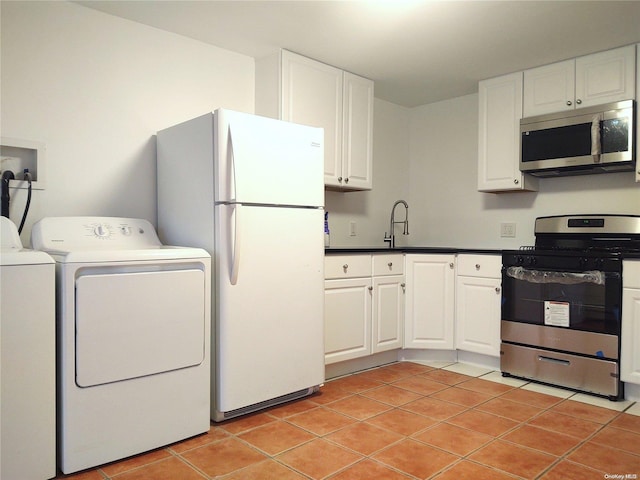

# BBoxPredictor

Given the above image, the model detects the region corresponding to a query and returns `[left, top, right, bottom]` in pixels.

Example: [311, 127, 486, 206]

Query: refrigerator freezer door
[215, 204, 325, 413]
[215, 109, 324, 207]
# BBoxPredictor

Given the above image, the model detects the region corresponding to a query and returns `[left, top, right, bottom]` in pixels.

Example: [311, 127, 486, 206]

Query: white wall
[3, 2, 637, 250]
[1, 1, 254, 244]
[325, 98, 411, 247]
[408, 94, 640, 249]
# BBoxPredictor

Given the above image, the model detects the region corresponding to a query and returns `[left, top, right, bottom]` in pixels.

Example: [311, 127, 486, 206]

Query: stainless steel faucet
[383, 200, 409, 248]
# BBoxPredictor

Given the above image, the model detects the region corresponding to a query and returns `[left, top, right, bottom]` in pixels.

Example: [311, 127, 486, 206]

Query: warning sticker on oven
[544, 301, 570, 327]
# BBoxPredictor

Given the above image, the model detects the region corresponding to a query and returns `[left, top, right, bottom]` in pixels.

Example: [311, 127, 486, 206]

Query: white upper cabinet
[524, 45, 636, 117]
[280, 52, 343, 186]
[340, 72, 374, 190]
[478, 72, 538, 193]
[523, 60, 575, 117]
[256, 50, 373, 191]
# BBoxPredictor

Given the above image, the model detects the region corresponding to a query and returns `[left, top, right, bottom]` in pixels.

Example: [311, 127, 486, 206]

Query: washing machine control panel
[31, 216, 162, 251]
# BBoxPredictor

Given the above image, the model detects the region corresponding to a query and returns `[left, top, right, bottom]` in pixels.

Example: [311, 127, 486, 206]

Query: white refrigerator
[157, 109, 325, 421]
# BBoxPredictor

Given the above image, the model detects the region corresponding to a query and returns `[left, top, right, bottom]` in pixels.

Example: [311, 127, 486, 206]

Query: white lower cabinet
[324, 254, 404, 364]
[622, 260, 640, 384]
[324, 277, 372, 364]
[404, 254, 456, 349]
[327, 252, 502, 365]
[455, 255, 502, 357]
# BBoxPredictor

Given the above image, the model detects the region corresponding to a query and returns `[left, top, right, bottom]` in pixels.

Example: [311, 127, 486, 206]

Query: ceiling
[77, 1, 640, 108]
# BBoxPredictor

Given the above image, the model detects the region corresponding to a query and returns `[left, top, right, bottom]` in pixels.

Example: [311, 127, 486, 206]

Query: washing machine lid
[31, 216, 210, 262]
[0, 217, 54, 266]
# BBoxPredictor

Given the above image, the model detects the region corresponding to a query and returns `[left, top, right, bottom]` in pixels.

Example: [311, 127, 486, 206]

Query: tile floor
[56, 361, 640, 480]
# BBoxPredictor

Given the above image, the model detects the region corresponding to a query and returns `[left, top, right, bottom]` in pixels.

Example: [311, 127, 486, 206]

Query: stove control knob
[516, 256, 524, 265]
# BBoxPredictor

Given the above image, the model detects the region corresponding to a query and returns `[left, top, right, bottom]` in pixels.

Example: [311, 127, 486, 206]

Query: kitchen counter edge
[325, 248, 640, 259]
[325, 247, 502, 255]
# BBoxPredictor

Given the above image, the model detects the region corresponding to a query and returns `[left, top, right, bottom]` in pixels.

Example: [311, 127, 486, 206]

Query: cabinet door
[455, 275, 501, 357]
[372, 275, 404, 353]
[575, 45, 636, 108]
[324, 277, 372, 364]
[404, 255, 455, 349]
[478, 72, 537, 192]
[341, 72, 373, 190]
[523, 59, 575, 117]
[621, 287, 640, 384]
[280, 51, 343, 188]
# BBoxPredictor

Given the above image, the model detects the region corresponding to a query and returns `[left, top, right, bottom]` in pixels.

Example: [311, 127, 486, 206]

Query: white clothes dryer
[0, 216, 56, 480]
[31, 216, 211, 474]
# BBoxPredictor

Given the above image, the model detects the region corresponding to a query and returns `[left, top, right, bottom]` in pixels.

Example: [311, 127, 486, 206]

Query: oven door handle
[538, 355, 570, 366]
[505, 266, 605, 286]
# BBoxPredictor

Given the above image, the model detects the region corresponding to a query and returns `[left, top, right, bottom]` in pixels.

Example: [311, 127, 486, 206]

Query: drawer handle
[368, 286, 373, 291]
[475, 264, 481, 270]
[388, 262, 393, 267]
[449, 263, 454, 269]
[495, 287, 501, 294]
[538, 355, 570, 366]
[342, 264, 349, 271]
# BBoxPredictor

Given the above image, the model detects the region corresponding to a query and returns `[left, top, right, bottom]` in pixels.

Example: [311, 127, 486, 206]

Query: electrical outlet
[500, 222, 516, 238]
[349, 221, 357, 236]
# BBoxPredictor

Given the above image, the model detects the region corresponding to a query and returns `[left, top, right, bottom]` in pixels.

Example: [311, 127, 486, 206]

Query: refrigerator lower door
[214, 204, 325, 416]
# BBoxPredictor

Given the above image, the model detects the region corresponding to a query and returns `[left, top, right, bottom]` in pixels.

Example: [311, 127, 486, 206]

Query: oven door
[501, 255, 622, 359]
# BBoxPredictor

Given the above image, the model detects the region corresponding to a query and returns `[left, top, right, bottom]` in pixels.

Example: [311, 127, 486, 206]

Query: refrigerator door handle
[230, 203, 242, 285]
[227, 126, 237, 201]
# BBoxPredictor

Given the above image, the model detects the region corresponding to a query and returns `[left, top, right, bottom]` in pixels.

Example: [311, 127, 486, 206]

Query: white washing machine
[31, 216, 211, 474]
[0, 216, 56, 480]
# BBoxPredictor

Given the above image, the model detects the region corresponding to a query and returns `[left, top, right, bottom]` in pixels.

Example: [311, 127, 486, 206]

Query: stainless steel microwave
[520, 100, 635, 177]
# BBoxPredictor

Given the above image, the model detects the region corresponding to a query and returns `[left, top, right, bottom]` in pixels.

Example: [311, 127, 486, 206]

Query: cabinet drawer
[624, 260, 640, 289]
[457, 254, 501, 278]
[325, 254, 371, 279]
[372, 254, 404, 276]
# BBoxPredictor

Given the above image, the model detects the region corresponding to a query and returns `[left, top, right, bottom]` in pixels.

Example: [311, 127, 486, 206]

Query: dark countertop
[325, 246, 503, 255]
[325, 247, 640, 259]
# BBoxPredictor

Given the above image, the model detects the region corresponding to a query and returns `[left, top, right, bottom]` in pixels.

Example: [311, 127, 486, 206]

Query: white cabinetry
[372, 255, 404, 353]
[455, 255, 502, 357]
[478, 72, 538, 193]
[523, 45, 636, 117]
[622, 260, 640, 384]
[324, 255, 372, 365]
[340, 72, 374, 190]
[324, 254, 403, 365]
[404, 254, 456, 349]
[256, 50, 373, 191]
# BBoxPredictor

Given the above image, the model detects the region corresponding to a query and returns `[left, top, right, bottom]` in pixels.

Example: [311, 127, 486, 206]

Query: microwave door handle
[591, 113, 603, 163]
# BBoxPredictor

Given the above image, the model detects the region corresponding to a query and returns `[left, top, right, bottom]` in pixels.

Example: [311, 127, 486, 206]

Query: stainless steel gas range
[500, 214, 640, 401]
